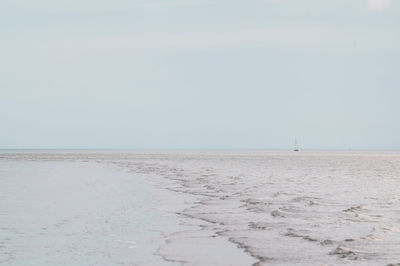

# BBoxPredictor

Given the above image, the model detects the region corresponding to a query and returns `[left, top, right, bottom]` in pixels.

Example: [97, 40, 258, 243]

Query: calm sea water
[0, 160, 171, 265]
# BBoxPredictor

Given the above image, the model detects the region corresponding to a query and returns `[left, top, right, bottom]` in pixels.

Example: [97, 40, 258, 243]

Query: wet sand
[1, 151, 400, 265]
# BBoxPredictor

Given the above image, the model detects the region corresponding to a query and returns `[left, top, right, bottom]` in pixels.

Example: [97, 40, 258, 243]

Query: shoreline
[0, 157, 257, 265]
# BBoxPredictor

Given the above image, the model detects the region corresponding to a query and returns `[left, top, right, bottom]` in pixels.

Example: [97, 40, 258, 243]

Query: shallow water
[0, 160, 173, 265]
[1, 151, 400, 265]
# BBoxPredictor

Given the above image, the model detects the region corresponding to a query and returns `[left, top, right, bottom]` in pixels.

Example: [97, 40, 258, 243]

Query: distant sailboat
[294, 138, 299, 152]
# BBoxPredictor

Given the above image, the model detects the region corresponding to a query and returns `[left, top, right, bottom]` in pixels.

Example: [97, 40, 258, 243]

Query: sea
[1, 150, 399, 265]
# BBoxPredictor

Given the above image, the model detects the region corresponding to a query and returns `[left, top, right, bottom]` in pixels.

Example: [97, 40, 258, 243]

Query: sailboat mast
[294, 138, 299, 152]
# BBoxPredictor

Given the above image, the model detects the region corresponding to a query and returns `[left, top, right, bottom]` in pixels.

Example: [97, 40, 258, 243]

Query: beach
[1, 151, 400, 265]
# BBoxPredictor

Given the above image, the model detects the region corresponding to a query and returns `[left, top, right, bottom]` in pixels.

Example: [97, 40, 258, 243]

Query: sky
[0, 0, 399, 150]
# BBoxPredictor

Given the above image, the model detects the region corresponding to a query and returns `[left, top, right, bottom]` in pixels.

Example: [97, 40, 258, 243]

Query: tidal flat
[1, 151, 400, 265]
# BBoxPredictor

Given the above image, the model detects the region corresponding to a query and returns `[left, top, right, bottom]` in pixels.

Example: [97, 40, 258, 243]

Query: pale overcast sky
[1, 0, 399, 150]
